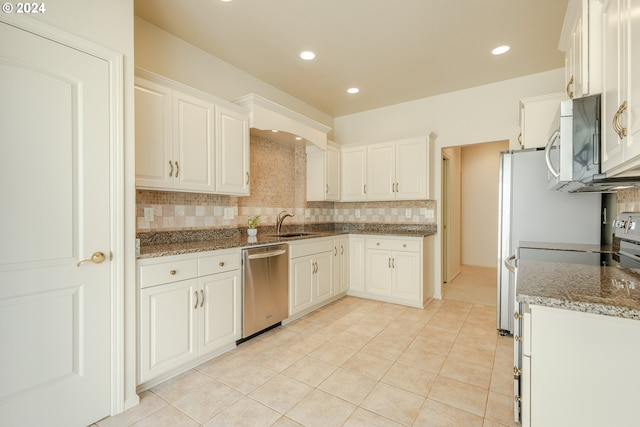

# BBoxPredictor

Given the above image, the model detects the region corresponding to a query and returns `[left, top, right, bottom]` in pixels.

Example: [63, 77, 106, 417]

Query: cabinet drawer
[289, 238, 334, 258]
[139, 259, 198, 288]
[366, 238, 420, 252]
[198, 252, 240, 276]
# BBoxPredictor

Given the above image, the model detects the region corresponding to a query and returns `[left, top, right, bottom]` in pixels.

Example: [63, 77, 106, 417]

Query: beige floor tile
[173, 380, 243, 424]
[286, 389, 356, 427]
[428, 375, 488, 417]
[343, 407, 404, 427]
[248, 344, 304, 372]
[439, 357, 492, 388]
[380, 362, 437, 397]
[317, 367, 377, 405]
[308, 341, 356, 366]
[283, 334, 325, 355]
[195, 351, 251, 379]
[361, 335, 410, 361]
[97, 391, 167, 427]
[484, 391, 515, 426]
[413, 398, 483, 427]
[282, 355, 338, 387]
[271, 416, 304, 427]
[448, 342, 496, 369]
[418, 324, 460, 343]
[361, 382, 425, 426]
[328, 329, 372, 350]
[204, 396, 281, 427]
[396, 341, 447, 374]
[150, 369, 213, 403]
[397, 306, 436, 324]
[342, 351, 394, 380]
[130, 405, 198, 427]
[309, 323, 346, 341]
[489, 366, 514, 397]
[217, 363, 277, 394]
[249, 374, 313, 414]
[347, 320, 387, 337]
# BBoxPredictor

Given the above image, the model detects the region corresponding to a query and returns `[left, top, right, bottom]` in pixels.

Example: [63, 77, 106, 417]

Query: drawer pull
[200, 290, 204, 308]
[219, 262, 225, 267]
[403, 244, 407, 247]
[194, 291, 199, 309]
[170, 270, 177, 275]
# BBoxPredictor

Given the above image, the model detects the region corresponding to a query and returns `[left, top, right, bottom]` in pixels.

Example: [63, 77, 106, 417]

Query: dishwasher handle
[247, 249, 287, 260]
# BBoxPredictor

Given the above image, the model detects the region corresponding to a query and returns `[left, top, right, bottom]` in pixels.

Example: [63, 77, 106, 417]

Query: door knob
[77, 252, 106, 267]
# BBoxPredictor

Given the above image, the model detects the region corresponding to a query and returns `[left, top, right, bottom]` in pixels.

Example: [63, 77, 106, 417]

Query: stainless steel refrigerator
[497, 149, 601, 335]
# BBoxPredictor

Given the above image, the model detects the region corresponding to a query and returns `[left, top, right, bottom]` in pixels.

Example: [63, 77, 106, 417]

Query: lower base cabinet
[349, 235, 433, 308]
[289, 238, 334, 316]
[522, 305, 640, 426]
[137, 249, 241, 386]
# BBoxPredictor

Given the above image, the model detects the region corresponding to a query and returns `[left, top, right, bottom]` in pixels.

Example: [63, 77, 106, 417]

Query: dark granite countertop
[517, 260, 640, 320]
[137, 223, 436, 259]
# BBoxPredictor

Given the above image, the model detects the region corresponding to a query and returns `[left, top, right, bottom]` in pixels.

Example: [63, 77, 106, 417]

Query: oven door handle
[247, 249, 287, 260]
[505, 254, 517, 273]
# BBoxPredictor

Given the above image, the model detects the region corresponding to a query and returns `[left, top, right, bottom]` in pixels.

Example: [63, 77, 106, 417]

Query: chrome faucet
[276, 211, 294, 235]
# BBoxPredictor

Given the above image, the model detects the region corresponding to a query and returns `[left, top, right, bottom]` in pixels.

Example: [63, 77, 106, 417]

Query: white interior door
[0, 21, 112, 426]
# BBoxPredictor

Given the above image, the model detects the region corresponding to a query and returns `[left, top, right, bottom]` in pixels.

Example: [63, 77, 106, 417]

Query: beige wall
[461, 141, 509, 268]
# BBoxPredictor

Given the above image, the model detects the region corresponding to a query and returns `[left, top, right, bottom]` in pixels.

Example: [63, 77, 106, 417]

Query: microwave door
[545, 129, 562, 189]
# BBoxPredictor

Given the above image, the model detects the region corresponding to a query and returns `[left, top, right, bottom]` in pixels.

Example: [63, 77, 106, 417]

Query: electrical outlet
[405, 209, 412, 219]
[143, 207, 154, 222]
[224, 207, 235, 220]
[425, 209, 435, 219]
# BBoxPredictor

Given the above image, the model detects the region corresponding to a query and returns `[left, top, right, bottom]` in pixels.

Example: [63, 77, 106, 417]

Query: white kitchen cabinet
[137, 249, 241, 386]
[215, 106, 250, 195]
[135, 77, 215, 193]
[332, 237, 349, 295]
[601, 0, 640, 176]
[348, 236, 365, 292]
[288, 238, 334, 316]
[347, 235, 432, 308]
[367, 139, 429, 200]
[560, 0, 603, 99]
[341, 145, 367, 201]
[518, 93, 564, 149]
[135, 72, 250, 195]
[522, 305, 640, 426]
[306, 142, 340, 201]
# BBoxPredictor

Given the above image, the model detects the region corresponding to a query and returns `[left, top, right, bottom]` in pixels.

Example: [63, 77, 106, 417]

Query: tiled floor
[442, 265, 497, 307]
[97, 287, 515, 426]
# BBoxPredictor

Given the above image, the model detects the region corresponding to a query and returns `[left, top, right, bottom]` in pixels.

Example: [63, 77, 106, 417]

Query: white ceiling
[135, 0, 570, 118]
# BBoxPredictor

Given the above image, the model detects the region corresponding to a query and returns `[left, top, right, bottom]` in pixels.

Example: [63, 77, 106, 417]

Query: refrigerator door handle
[545, 129, 561, 178]
[505, 254, 517, 273]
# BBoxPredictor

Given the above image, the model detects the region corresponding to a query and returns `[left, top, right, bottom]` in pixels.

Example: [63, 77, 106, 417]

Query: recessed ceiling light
[295, 136, 302, 140]
[220, 0, 232, 2]
[492, 45, 510, 55]
[347, 87, 360, 94]
[271, 130, 278, 133]
[300, 51, 316, 60]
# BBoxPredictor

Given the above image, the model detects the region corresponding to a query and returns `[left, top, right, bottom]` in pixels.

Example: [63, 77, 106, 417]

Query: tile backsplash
[136, 134, 437, 232]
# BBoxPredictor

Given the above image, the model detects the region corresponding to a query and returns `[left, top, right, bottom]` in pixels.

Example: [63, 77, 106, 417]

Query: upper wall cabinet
[601, 0, 640, 176]
[518, 93, 565, 149]
[559, 0, 603, 99]
[135, 71, 250, 195]
[341, 137, 430, 202]
[307, 142, 340, 201]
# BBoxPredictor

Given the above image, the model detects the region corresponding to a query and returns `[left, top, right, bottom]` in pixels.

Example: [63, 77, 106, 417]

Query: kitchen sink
[270, 232, 314, 238]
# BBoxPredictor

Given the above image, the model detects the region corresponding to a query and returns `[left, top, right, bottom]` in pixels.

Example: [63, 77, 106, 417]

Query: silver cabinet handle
[363, 184, 367, 194]
[169, 160, 174, 177]
[326, 184, 329, 194]
[388, 258, 391, 268]
[396, 182, 399, 192]
[246, 172, 249, 185]
[194, 291, 199, 309]
[175, 161, 179, 178]
[334, 246, 338, 256]
[247, 249, 287, 260]
[200, 290, 204, 308]
[504, 254, 517, 273]
[340, 245, 344, 255]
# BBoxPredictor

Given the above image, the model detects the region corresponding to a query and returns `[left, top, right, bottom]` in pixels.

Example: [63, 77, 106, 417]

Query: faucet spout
[276, 211, 294, 235]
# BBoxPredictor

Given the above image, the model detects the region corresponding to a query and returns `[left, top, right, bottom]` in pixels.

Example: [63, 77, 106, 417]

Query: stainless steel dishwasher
[241, 244, 289, 339]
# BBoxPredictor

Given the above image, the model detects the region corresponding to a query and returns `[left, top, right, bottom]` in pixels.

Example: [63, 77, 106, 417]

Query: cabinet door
[348, 236, 365, 292]
[620, 0, 640, 164]
[306, 148, 325, 201]
[172, 91, 215, 192]
[315, 252, 333, 303]
[391, 251, 420, 301]
[365, 249, 392, 295]
[199, 270, 241, 354]
[215, 106, 250, 195]
[326, 145, 341, 201]
[135, 78, 173, 190]
[338, 238, 349, 294]
[341, 146, 367, 201]
[290, 256, 314, 315]
[139, 279, 198, 383]
[395, 138, 427, 199]
[601, 0, 625, 172]
[367, 143, 395, 200]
